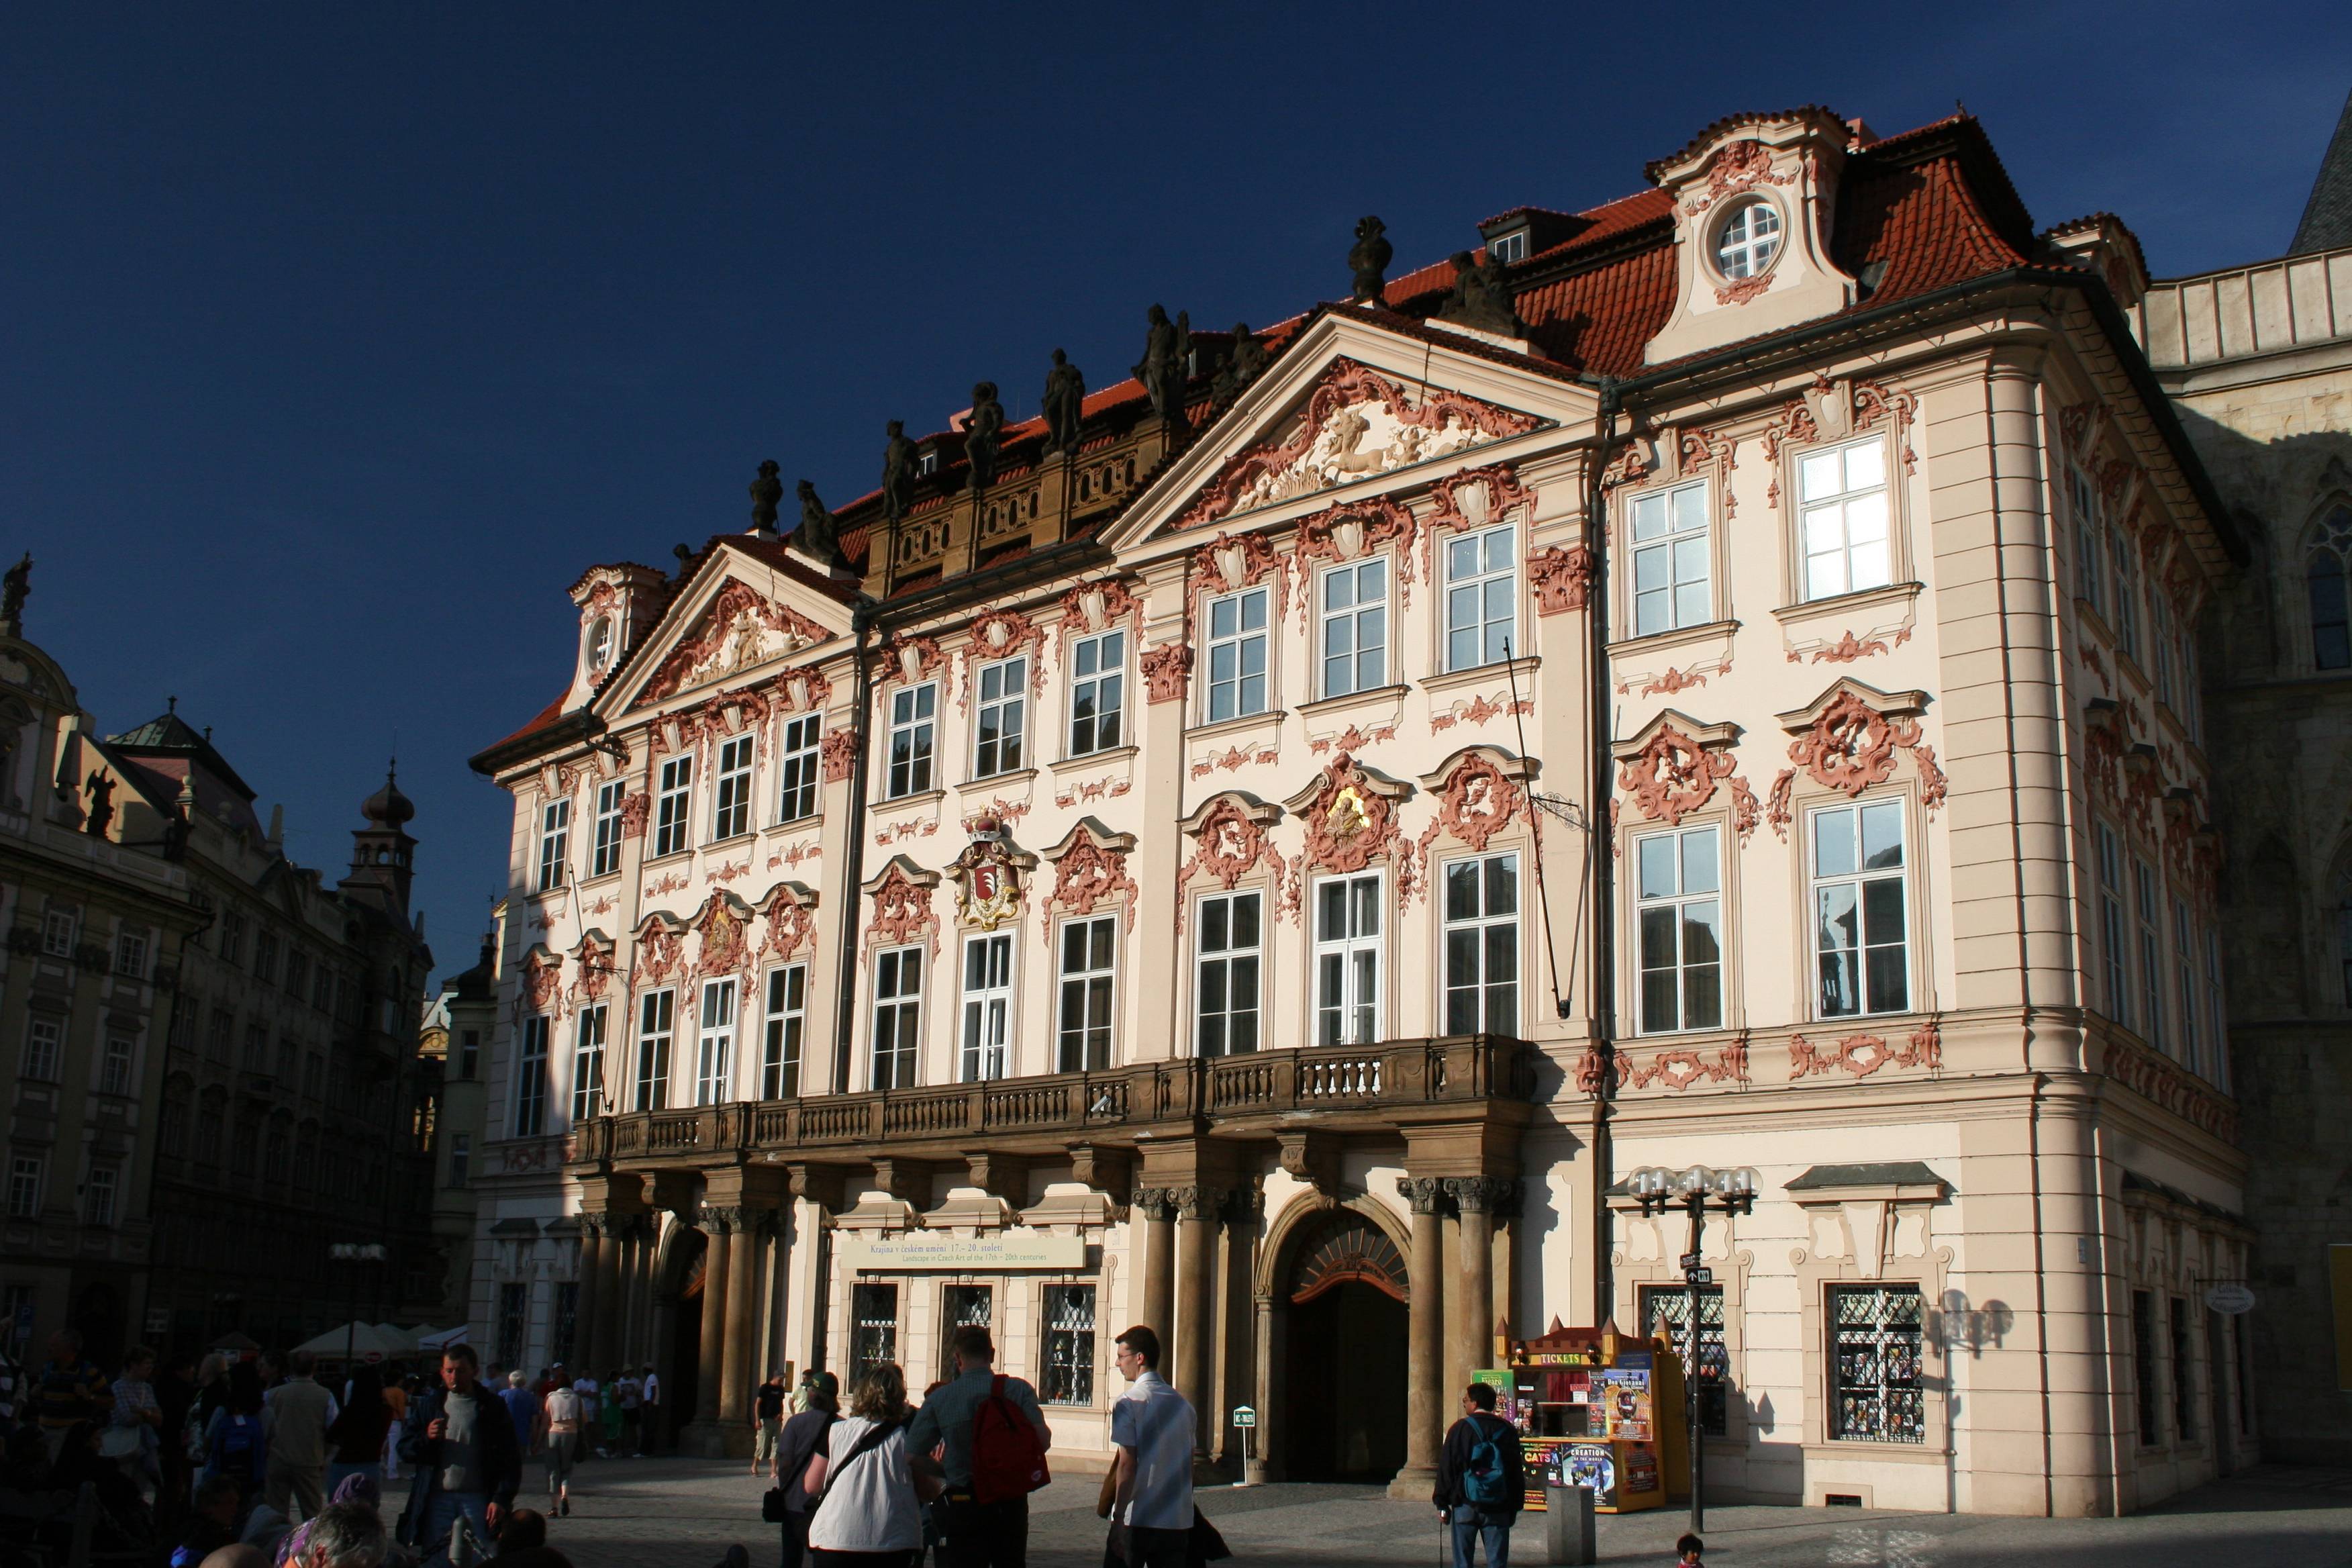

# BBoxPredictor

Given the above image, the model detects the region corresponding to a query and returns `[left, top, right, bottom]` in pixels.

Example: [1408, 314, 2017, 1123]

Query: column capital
[1132, 1186, 1179, 1221]
[578, 1212, 612, 1240]
[1444, 1175, 1516, 1216]
[699, 1204, 748, 1236]
[1172, 1183, 1225, 1222]
[1397, 1176, 1450, 1216]
[1218, 1183, 1265, 1227]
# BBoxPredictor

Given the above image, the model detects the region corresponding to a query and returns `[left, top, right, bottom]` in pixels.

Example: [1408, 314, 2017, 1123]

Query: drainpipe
[1587, 379, 1624, 1326]
[830, 605, 876, 1096]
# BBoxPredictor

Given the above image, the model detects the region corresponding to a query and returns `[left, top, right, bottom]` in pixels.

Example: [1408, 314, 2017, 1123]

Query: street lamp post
[1628, 1165, 1757, 1536]
[329, 1242, 389, 1373]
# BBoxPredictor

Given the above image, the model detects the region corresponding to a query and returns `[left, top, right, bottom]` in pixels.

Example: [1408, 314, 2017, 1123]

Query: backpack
[969, 1375, 1050, 1505]
[1462, 1415, 1514, 1512]
[214, 1412, 260, 1479]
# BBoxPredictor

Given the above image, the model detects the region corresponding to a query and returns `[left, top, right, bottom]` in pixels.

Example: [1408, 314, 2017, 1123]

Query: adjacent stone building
[471, 107, 2251, 1514]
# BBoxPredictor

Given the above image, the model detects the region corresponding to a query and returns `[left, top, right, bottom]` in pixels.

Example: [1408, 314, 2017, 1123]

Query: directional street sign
[1685, 1267, 1714, 1286]
[1230, 1406, 1257, 1428]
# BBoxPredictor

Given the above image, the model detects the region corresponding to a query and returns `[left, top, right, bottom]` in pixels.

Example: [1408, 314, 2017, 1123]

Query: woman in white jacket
[802, 1363, 940, 1568]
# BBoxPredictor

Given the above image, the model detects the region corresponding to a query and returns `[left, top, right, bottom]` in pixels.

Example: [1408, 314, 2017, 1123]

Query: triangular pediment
[599, 543, 853, 716]
[1103, 311, 1591, 554]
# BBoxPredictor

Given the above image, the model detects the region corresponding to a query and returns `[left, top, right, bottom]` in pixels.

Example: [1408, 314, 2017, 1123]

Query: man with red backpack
[906, 1325, 1051, 1568]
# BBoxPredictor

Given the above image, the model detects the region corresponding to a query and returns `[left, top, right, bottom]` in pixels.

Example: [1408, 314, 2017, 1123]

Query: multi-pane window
[1204, 587, 1269, 723]
[1798, 438, 1892, 601]
[1642, 1285, 1728, 1436]
[1057, 917, 1116, 1073]
[215, 910, 242, 967]
[242, 1024, 267, 1071]
[2312, 505, 2352, 670]
[253, 930, 279, 985]
[1636, 826, 1722, 1034]
[850, 1283, 899, 1377]
[2173, 900, 2202, 1078]
[1195, 890, 1262, 1058]
[1812, 801, 1908, 1018]
[1319, 560, 1388, 698]
[497, 1283, 528, 1375]
[6, 1155, 42, 1219]
[113, 931, 148, 979]
[1068, 630, 1125, 756]
[449, 1132, 472, 1188]
[776, 715, 821, 823]
[571, 1004, 607, 1123]
[2111, 527, 2141, 661]
[1829, 1285, 1924, 1443]
[763, 965, 805, 1099]
[516, 1016, 550, 1136]
[1630, 481, 1710, 636]
[695, 979, 736, 1105]
[1443, 854, 1520, 1036]
[23, 1018, 61, 1081]
[712, 735, 754, 840]
[961, 934, 1014, 1083]
[2170, 1296, 2196, 1441]
[635, 989, 675, 1111]
[99, 1036, 134, 1097]
[2071, 467, 2104, 616]
[42, 910, 76, 958]
[2133, 1290, 2159, 1444]
[871, 947, 923, 1089]
[940, 1285, 993, 1384]
[2135, 859, 2167, 1052]
[1444, 524, 1516, 671]
[2098, 822, 2131, 1028]
[2204, 928, 2229, 1090]
[1041, 1284, 1097, 1406]
[887, 684, 937, 798]
[654, 756, 693, 857]
[536, 798, 571, 891]
[1314, 873, 1383, 1047]
[1714, 199, 1781, 278]
[82, 1166, 117, 1227]
[1487, 230, 1527, 265]
[283, 950, 308, 1001]
[591, 779, 627, 877]
[551, 1282, 579, 1370]
[974, 657, 1028, 778]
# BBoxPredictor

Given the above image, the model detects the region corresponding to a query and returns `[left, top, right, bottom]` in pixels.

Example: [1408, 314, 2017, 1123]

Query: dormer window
[916, 448, 940, 478]
[583, 616, 614, 675]
[1714, 200, 1782, 281]
[1487, 230, 1527, 266]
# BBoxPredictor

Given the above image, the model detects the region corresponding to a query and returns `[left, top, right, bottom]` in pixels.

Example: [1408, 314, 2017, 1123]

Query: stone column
[572, 1218, 604, 1373]
[720, 1208, 764, 1434]
[1393, 1177, 1449, 1496]
[693, 1210, 732, 1449]
[1175, 1184, 1222, 1458]
[1448, 1178, 1506, 1379]
[1135, 1188, 1177, 1345]
[591, 1217, 626, 1375]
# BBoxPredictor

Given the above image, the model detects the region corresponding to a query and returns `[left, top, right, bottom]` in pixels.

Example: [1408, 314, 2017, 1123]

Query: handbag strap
[821, 1415, 901, 1496]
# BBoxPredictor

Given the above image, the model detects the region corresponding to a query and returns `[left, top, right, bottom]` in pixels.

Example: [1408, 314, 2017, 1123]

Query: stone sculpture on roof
[1436, 251, 1522, 338]
[963, 383, 1006, 491]
[1134, 305, 1191, 425]
[1212, 324, 1268, 404]
[1, 553, 28, 632]
[881, 420, 918, 522]
[793, 480, 843, 567]
[1042, 349, 1087, 458]
[1349, 215, 1393, 304]
[749, 459, 785, 533]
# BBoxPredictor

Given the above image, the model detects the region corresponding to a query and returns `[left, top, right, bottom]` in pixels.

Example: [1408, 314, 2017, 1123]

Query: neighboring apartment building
[0, 587, 203, 1367]
[2132, 91, 2352, 1465]
[471, 107, 2249, 1514]
[419, 928, 495, 1329]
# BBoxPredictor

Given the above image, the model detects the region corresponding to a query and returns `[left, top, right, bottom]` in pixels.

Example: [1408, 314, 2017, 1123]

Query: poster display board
[1494, 1322, 1679, 1514]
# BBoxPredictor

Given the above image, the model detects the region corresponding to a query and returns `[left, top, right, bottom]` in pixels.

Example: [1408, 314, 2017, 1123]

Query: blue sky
[5, 5, 2345, 979]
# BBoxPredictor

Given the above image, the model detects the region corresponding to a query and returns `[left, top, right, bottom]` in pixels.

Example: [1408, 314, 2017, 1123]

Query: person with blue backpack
[1432, 1383, 1524, 1568]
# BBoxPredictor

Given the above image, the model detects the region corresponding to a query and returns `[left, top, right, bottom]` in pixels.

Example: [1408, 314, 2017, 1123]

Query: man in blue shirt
[1108, 1326, 1193, 1568]
[497, 1370, 542, 1461]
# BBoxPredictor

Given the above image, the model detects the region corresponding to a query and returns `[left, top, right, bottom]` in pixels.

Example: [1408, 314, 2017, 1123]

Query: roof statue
[963, 383, 1006, 491]
[1134, 305, 1191, 425]
[1042, 348, 1087, 457]
[1, 552, 28, 632]
[881, 420, 918, 522]
[672, 543, 695, 580]
[1349, 215, 1393, 304]
[83, 769, 115, 838]
[1212, 323, 1267, 404]
[749, 459, 785, 534]
[793, 479, 844, 567]
[1436, 250, 1522, 338]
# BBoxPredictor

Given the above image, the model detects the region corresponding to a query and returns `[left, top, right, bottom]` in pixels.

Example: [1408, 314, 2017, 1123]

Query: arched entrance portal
[1277, 1208, 1408, 1481]
[662, 1226, 708, 1440]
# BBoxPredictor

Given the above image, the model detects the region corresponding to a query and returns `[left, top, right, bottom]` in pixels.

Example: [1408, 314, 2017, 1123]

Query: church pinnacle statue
[749, 459, 785, 533]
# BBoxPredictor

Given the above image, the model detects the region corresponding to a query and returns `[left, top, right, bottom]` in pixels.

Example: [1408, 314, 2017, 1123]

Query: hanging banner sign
[840, 1232, 1087, 1271]
[2204, 1283, 2256, 1315]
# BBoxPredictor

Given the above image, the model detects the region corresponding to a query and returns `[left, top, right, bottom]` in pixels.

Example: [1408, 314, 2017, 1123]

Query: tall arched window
[2308, 503, 2352, 671]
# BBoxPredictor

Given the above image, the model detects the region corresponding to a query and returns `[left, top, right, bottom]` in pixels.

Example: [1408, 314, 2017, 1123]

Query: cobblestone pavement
[382, 1459, 2352, 1568]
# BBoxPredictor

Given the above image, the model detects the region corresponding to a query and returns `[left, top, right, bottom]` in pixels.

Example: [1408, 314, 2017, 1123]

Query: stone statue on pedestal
[1042, 349, 1087, 456]
[1349, 216, 1393, 304]
[793, 480, 843, 566]
[963, 383, 1006, 491]
[881, 421, 918, 522]
[749, 460, 785, 532]
[1134, 305, 1191, 424]
[1212, 324, 1269, 403]
[1436, 251, 1522, 337]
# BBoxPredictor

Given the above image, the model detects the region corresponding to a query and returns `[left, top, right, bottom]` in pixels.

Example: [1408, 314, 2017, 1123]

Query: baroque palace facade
[470, 107, 2248, 1515]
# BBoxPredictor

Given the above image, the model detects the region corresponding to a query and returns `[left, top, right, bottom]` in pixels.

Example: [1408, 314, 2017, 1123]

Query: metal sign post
[1231, 1406, 1257, 1482]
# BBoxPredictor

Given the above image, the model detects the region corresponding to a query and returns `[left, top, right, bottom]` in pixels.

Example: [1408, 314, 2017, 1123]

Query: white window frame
[1628, 480, 1712, 637]
[973, 656, 1028, 779]
[42, 910, 75, 958]
[113, 931, 148, 980]
[23, 1016, 61, 1081]
[1798, 437, 1893, 602]
[1313, 871, 1385, 1047]
[1634, 826, 1723, 1036]
[961, 932, 1014, 1083]
[871, 946, 924, 1089]
[571, 1003, 607, 1123]
[2135, 858, 2167, 1053]
[2071, 466, 2105, 616]
[1444, 523, 1518, 672]
[887, 683, 938, 799]
[776, 714, 821, 824]
[83, 1165, 117, 1227]
[5, 1155, 42, 1220]
[695, 977, 736, 1104]
[2098, 822, 2130, 1028]
[635, 989, 675, 1111]
[2173, 898, 2202, 1078]
[536, 797, 571, 891]
[1204, 586, 1270, 723]
[1810, 799, 1910, 1019]
[1487, 230, 1527, 265]
[712, 734, 754, 841]
[1194, 889, 1263, 1059]
[591, 779, 626, 878]
[1068, 629, 1126, 756]
[654, 756, 694, 858]
[762, 964, 806, 1099]
[99, 1036, 134, 1097]
[516, 1015, 550, 1136]
[1443, 851, 1522, 1037]
[1318, 558, 1389, 699]
[1057, 916, 1117, 1073]
[1714, 198, 1782, 279]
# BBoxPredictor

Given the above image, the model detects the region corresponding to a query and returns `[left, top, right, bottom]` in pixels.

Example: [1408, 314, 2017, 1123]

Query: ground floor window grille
[850, 1282, 899, 1376]
[1642, 1285, 1728, 1435]
[1042, 1284, 1096, 1406]
[497, 1282, 528, 1372]
[940, 1283, 992, 1383]
[552, 1281, 579, 1367]
[1828, 1285, 1924, 1442]
[2170, 1295, 2196, 1441]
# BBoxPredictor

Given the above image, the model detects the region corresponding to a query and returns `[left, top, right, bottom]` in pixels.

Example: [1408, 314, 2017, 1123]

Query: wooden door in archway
[1277, 1210, 1408, 1481]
